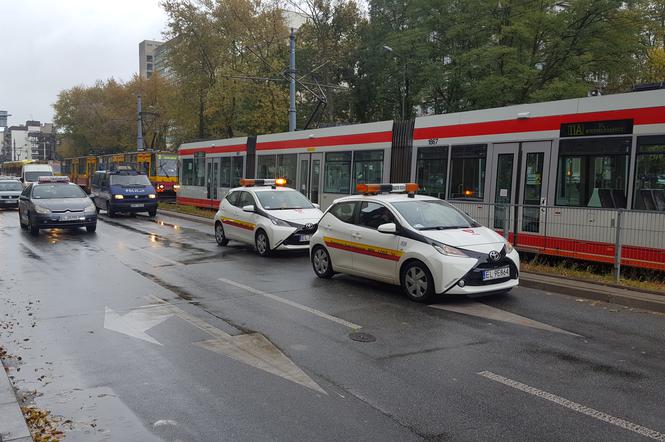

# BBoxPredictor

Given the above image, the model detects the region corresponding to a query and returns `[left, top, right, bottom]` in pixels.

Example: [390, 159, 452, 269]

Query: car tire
[86, 224, 97, 233]
[400, 261, 435, 303]
[311, 246, 334, 279]
[19, 211, 27, 229]
[95, 206, 100, 214]
[106, 202, 116, 218]
[27, 214, 39, 236]
[255, 229, 271, 257]
[148, 209, 157, 217]
[214, 222, 229, 246]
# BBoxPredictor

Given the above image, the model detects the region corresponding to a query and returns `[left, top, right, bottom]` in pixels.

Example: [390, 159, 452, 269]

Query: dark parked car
[18, 176, 97, 235]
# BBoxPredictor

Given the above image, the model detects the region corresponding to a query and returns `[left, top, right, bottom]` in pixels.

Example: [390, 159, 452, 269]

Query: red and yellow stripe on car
[323, 236, 404, 261]
[221, 217, 255, 231]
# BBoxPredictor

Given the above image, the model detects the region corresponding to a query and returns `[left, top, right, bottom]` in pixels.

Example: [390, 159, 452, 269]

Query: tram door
[517, 141, 551, 237]
[489, 143, 519, 232]
[298, 153, 323, 205]
[206, 158, 220, 200]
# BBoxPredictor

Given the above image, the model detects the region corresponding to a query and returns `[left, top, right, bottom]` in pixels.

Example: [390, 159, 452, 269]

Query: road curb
[157, 209, 213, 225]
[520, 272, 665, 313]
[0, 359, 31, 442]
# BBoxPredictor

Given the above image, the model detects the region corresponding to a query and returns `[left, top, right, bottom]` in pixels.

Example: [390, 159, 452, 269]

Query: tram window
[257, 155, 276, 180]
[352, 150, 384, 190]
[78, 160, 86, 175]
[555, 137, 630, 208]
[220, 157, 232, 187]
[324, 151, 351, 194]
[416, 146, 448, 198]
[449, 144, 486, 200]
[634, 136, 665, 211]
[182, 159, 194, 185]
[276, 154, 297, 187]
[194, 153, 206, 187]
[231, 157, 243, 187]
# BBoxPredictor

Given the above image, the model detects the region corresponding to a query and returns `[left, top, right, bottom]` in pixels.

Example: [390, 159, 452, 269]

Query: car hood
[110, 184, 155, 195]
[418, 226, 506, 251]
[34, 198, 92, 211]
[268, 208, 323, 225]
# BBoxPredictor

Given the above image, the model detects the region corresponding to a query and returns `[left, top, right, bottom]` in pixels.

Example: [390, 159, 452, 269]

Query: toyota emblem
[305, 223, 313, 230]
[489, 250, 501, 261]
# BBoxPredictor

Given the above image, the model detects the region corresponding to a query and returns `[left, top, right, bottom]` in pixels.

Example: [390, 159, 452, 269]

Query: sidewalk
[157, 208, 665, 313]
[0, 362, 31, 442]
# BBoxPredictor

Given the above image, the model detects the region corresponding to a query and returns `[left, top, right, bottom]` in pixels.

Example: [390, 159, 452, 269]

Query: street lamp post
[383, 45, 407, 121]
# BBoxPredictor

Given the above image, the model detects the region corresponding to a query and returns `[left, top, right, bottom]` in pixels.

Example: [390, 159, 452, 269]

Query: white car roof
[332, 193, 440, 204]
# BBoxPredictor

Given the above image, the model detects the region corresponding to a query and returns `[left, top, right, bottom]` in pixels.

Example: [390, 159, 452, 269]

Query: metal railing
[447, 201, 665, 282]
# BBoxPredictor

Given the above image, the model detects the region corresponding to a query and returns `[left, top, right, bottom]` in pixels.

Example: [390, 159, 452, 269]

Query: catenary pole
[137, 95, 144, 151]
[289, 27, 296, 132]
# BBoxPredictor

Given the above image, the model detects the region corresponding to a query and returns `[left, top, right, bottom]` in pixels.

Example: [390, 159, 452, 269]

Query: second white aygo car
[214, 179, 323, 256]
[309, 183, 520, 302]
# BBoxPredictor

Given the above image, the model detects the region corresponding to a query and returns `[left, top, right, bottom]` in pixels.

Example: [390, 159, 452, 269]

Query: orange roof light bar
[356, 183, 419, 194]
[240, 178, 287, 187]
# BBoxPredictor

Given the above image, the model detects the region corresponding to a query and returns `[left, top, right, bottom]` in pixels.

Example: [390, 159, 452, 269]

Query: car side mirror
[377, 222, 397, 234]
[242, 204, 255, 213]
[312, 203, 320, 209]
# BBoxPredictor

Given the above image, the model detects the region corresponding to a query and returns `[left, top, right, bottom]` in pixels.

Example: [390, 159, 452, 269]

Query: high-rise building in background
[139, 40, 163, 79]
[153, 40, 174, 80]
[0, 111, 8, 128]
[0, 120, 56, 162]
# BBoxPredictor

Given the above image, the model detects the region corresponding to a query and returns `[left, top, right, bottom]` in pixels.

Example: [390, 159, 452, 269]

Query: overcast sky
[0, 0, 167, 127]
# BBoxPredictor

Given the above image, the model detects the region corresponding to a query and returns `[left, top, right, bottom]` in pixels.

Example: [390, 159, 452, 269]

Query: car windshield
[0, 181, 22, 191]
[158, 157, 177, 177]
[110, 175, 151, 186]
[32, 184, 87, 199]
[391, 199, 480, 230]
[25, 171, 53, 182]
[256, 190, 314, 210]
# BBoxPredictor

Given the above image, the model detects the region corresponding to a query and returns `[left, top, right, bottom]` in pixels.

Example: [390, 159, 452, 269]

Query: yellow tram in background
[62, 151, 178, 195]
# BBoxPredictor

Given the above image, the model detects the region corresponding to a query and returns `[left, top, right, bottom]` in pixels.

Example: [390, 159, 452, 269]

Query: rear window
[0, 181, 22, 191]
[32, 184, 87, 199]
[25, 171, 53, 182]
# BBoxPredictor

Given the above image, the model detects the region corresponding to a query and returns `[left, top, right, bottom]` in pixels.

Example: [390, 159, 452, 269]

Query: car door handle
[322, 224, 332, 231]
[352, 232, 362, 239]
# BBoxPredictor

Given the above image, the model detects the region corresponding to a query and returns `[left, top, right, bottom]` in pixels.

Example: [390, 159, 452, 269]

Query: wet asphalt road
[1, 207, 665, 441]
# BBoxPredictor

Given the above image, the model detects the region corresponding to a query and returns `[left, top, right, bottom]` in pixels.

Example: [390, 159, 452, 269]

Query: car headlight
[270, 217, 291, 227]
[84, 203, 96, 214]
[34, 205, 51, 215]
[148, 194, 157, 199]
[432, 243, 468, 257]
[114, 194, 124, 200]
[505, 241, 514, 254]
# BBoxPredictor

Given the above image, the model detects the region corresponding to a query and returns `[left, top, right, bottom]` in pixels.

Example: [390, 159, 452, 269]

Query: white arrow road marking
[479, 371, 665, 441]
[218, 278, 362, 330]
[105, 296, 326, 394]
[430, 302, 581, 336]
[104, 306, 174, 346]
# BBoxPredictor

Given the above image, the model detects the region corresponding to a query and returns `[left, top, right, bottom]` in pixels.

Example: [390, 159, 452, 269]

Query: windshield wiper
[267, 207, 305, 210]
[418, 225, 468, 230]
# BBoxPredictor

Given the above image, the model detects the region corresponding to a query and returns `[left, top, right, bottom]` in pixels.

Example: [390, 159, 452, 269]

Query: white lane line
[218, 278, 362, 330]
[136, 248, 184, 266]
[478, 371, 665, 441]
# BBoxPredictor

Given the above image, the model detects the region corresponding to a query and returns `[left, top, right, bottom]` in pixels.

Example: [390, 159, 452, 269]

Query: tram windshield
[255, 190, 314, 210]
[158, 156, 178, 177]
[392, 199, 479, 230]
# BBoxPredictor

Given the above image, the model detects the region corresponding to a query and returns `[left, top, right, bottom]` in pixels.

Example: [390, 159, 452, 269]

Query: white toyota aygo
[214, 179, 323, 256]
[309, 183, 519, 302]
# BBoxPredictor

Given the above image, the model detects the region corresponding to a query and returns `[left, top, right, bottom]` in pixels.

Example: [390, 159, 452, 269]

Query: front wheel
[311, 246, 334, 279]
[148, 209, 157, 217]
[255, 230, 271, 257]
[19, 211, 27, 229]
[401, 261, 435, 303]
[106, 202, 116, 218]
[28, 214, 39, 236]
[214, 222, 229, 246]
[86, 224, 97, 233]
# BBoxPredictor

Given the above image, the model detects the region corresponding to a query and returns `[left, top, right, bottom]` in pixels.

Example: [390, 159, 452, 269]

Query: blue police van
[90, 167, 158, 217]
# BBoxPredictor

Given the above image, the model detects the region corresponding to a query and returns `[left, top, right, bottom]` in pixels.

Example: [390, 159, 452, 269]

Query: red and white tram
[178, 90, 665, 271]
